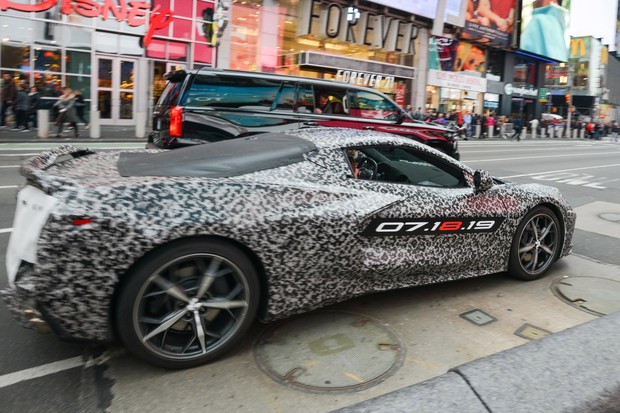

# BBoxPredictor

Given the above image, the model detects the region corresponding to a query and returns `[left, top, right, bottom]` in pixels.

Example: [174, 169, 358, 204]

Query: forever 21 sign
[296, 0, 418, 54]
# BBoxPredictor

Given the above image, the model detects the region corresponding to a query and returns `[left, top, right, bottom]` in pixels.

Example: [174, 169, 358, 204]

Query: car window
[345, 91, 400, 121]
[182, 74, 282, 109]
[158, 79, 185, 107]
[345, 145, 465, 188]
[273, 82, 296, 111]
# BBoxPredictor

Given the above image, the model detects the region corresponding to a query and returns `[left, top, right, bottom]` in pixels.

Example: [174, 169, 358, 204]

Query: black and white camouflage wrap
[3, 128, 576, 342]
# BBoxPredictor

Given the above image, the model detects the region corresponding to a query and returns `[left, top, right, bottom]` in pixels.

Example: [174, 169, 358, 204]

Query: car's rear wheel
[116, 239, 259, 369]
[508, 206, 561, 281]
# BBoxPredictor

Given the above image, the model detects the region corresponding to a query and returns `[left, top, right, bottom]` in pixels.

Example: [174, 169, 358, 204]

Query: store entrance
[96, 56, 137, 125]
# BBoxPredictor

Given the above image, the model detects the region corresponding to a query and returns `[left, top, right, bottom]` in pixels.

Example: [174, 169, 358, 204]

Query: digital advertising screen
[368, 0, 465, 21]
[520, 0, 570, 61]
[461, 0, 517, 47]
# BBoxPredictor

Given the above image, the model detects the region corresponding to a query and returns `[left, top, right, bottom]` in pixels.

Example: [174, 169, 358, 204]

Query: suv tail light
[170, 106, 183, 137]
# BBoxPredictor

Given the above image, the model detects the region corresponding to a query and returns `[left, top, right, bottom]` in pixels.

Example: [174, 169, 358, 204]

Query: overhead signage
[427, 69, 487, 93]
[366, 0, 465, 22]
[335, 69, 395, 89]
[519, 0, 569, 62]
[504, 83, 538, 98]
[461, 0, 516, 48]
[296, 0, 418, 54]
[0, 0, 173, 47]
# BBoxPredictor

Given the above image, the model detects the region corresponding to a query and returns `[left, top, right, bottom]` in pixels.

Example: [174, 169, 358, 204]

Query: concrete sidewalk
[0, 124, 147, 143]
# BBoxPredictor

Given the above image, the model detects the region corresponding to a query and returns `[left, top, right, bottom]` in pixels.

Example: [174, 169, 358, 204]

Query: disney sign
[0, 0, 174, 47]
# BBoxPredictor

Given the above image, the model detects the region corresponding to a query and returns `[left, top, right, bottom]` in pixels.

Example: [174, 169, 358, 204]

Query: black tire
[116, 239, 260, 369]
[508, 206, 561, 281]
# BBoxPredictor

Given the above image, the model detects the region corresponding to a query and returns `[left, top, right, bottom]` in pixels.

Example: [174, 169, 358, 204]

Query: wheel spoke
[142, 309, 188, 342]
[539, 222, 555, 241]
[152, 275, 190, 303]
[196, 258, 221, 298]
[530, 248, 539, 271]
[202, 299, 247, 310]
[193, 311, 207, 354]
[519, 243, 535, 254]
[540, 244, 554, 255]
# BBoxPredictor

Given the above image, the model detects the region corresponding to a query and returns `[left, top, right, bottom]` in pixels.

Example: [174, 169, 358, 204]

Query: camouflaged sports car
[3, 128, 575, 369]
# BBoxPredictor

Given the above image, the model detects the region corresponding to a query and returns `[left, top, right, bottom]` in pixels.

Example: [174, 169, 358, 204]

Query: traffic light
[565, 94, 572, 104]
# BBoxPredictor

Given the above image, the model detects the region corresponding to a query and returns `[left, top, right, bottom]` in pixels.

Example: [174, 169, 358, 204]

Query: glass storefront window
[173, 18, 193, 39]
[66, 51, 91, 75]
[34, 73, 63, 99]
[174, 0, 194, 18]
[66, 75, 91, 99]
[1, 44, 30, 70]
[168, 41, 189, 62]
[193, 43, 214, 65]
[61, 25, 92, 50]
[514, 58, 537, 87]
[34, 47, 61, 72]
[146, 40, 167, 59]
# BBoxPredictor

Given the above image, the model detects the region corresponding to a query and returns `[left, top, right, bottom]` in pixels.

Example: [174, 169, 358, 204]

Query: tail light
[170, 106, 183, 137]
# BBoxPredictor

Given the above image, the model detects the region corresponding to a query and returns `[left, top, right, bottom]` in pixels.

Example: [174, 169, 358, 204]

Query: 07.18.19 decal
[363, 217, 505, 236]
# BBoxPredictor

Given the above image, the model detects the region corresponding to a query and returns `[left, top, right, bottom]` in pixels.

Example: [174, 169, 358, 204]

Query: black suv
[148, 68, 459, 159]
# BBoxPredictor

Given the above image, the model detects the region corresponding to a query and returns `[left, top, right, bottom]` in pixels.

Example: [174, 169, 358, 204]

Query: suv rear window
[183, 74, 282, 109]
[158, 79, 185, 107]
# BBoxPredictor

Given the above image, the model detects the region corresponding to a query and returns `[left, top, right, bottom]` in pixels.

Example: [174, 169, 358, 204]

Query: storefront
[425, 69, 486, 115]
[0, 0, 423, 128]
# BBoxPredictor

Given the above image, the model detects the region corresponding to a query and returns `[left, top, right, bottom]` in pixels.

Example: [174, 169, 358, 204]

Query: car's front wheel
[116, 239, 259, 369]
[508, 206, 561, 281]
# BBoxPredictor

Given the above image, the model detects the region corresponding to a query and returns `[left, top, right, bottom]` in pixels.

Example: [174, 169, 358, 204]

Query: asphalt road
[0, 137, 618, 412]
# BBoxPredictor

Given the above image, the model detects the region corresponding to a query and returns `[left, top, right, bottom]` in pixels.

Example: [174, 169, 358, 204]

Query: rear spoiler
[21, 145, 95, 176]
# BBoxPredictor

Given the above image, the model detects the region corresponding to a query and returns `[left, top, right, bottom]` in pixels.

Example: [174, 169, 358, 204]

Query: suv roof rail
[163, 69, 188, 81]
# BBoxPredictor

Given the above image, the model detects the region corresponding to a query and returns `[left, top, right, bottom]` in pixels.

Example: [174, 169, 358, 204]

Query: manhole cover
[599, 213, 620, 223]
[254, 311, 404, 394]
[551, 276, 620, 316]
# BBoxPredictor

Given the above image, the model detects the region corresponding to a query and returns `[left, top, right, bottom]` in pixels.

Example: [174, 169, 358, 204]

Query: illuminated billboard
[368, 0, 465, 21]
[429, 36, 486, 74]
[520, 0, 570, 61]
[461, 0, 517, 47]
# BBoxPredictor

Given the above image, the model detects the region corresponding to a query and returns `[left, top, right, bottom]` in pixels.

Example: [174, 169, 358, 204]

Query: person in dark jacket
[13, 84, 30, 131]
[510, 116, 523, 141]
[27, 86, 41, 129]
[73, 89, 89, 129]
[53, 87, 80, 138]
[1, 72, 17, 127]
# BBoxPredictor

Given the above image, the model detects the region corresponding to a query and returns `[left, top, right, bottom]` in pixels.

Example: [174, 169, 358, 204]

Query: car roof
[118, 133, 318, 178]
[118, 128, 449, 179]
[167, 68, 399, 96]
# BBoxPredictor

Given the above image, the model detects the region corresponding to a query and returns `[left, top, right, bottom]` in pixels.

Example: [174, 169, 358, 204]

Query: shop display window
[193, 43, 214, 65]
[66, 51, 91, 75]
[1, 44, 31, 70]
[34, 47, 61, 72]
[66, 75, 91, 99]
[173, 18, 193, 39]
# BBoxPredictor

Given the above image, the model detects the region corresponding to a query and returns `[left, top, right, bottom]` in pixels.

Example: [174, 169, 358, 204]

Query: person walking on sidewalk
[73, 89, 90, 129]
[13, 84, 30, 131]
[510, 116, 523, 141]
[1, 72, 17, 128]
[27, 86, 40, 129]
[53, 88, 80, 139]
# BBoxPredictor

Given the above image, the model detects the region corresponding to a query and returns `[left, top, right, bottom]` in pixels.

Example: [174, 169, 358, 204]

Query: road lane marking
[0, 185, 18, 189]
[0, 228, 13, 234]
[500, 163, 620, 179]
[467, 152, 619, 163]
[0, 165, 19, 168]
[0, 356, 84, 389]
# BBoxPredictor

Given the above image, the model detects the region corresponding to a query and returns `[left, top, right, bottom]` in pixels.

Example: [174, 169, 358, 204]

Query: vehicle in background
[148, 68, 459, 159]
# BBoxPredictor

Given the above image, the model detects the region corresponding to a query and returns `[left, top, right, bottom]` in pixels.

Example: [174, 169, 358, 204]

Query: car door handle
[303, 121, 318, 126]
[363, 126, 375, 130]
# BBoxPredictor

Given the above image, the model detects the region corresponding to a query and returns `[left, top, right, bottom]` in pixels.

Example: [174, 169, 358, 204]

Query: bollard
[135, 111, 146, 138]
[531, 127, 537, 139]
[488, 125, 494, 138]
[549, 126, 555, 139]
[475, 124, 481, 138]
[37, 109, 49, 138]
[89, 111, 100, 139]
[521, 128, 526, 140]
[580, 129, 585, 139]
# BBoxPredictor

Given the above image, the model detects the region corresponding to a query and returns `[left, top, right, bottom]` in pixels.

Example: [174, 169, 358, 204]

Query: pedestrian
[73, 89, 89, 129]
[413, 106, 423, 120]
[53, 87, 80, 139]
[486, 113, 495, 138]
[511, 116, 523, 141]
[435, 113, 446, 125]
[27, 86, 40, 129]
[1, 72, 17, 128]
[611, 121, 619, 142]
[463, 111, 472, 139]
[479, 114, 487, 138]
[13, 83, 30, 131]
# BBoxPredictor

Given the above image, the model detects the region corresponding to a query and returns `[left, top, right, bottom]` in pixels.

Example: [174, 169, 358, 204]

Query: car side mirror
[474, 169, 494, 192]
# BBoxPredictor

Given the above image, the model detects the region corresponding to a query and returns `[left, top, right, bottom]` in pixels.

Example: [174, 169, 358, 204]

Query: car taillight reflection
[170, 106, 183, 137]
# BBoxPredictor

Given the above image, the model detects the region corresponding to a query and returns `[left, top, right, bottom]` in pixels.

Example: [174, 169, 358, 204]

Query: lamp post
[565, 64, 574, 138]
